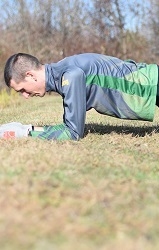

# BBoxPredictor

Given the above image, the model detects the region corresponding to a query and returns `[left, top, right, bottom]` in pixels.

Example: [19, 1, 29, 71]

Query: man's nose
[22, 92, 29, 99]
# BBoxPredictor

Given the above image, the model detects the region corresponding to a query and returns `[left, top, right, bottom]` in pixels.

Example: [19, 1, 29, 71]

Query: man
[3, 52, 159, 140]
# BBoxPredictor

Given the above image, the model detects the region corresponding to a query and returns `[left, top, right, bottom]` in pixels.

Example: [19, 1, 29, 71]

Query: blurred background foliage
[0, 0, 159, 89]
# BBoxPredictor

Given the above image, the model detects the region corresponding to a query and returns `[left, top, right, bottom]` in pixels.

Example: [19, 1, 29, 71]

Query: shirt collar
[45, 64, 56, 92]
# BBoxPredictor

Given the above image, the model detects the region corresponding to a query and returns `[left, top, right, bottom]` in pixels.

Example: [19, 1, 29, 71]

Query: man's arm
[30, 68, 87, 140]
[29, 124, 74, 140]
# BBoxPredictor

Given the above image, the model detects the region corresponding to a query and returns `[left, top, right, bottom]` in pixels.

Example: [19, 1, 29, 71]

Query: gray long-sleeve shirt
[34, 53, 158, 140]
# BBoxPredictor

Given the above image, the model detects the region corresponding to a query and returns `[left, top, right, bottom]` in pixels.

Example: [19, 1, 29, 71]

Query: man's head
[4, 53, 46, 98]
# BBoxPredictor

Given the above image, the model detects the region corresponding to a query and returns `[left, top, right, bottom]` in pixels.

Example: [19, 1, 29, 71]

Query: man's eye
[18, 88, 25, 93]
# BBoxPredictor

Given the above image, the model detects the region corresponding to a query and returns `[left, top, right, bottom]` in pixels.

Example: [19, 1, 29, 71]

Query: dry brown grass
[0, 95, 159, 250]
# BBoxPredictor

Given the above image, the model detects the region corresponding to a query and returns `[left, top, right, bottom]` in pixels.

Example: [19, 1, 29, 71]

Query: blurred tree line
[0, 0, 159, 88]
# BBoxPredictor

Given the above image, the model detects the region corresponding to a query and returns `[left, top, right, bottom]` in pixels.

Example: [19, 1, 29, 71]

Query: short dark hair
[4, 53, 42, 87]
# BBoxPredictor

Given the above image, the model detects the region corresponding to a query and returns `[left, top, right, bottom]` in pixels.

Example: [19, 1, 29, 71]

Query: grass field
[0, 94, 159, 250]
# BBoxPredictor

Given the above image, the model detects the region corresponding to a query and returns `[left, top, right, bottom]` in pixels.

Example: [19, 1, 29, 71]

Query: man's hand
[0, 122, 32, 139]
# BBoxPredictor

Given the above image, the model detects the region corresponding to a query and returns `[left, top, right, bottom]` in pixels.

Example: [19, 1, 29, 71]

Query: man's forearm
[30, 124, 78, 140]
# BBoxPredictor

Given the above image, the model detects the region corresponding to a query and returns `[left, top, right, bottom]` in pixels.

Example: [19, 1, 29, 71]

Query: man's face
[10, 70, 46, 99]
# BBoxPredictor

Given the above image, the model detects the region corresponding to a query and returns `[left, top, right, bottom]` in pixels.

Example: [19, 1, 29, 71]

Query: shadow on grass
[84, 123, 159, 137]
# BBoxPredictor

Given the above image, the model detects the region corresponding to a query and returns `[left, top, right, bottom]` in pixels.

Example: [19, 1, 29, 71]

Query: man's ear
[25, 71, 37, 81]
